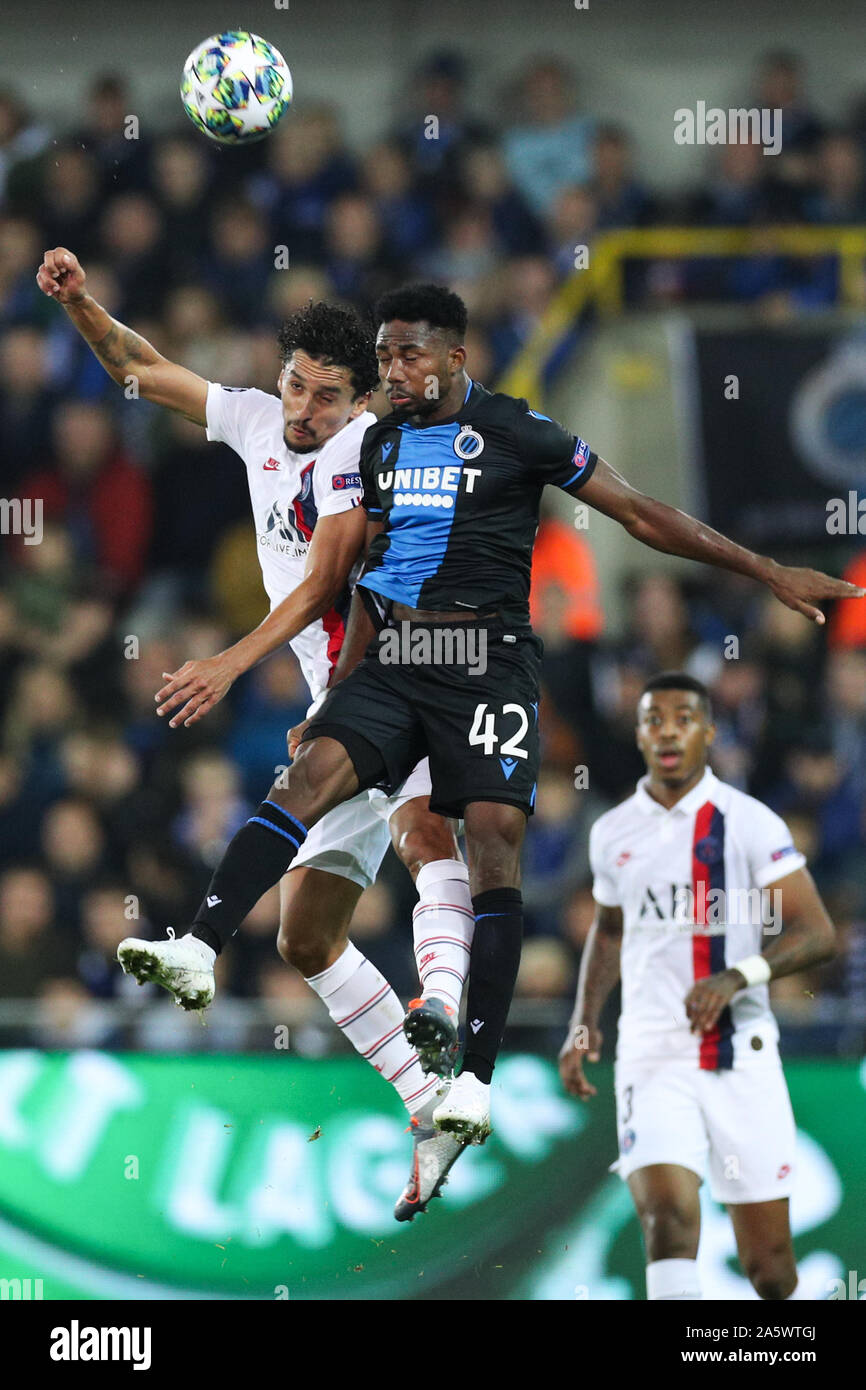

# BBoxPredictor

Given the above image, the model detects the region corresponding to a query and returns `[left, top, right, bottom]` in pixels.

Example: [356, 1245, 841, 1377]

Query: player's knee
[393, 815, 457, 877]
[637, 1201, 699, 1259]
[276, 923, 334, 979]
[745, 1250, 797, 1301]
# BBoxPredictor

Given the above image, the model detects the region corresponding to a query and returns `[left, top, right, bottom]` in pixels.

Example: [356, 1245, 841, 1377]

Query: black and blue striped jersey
[358, 380, 597, 625]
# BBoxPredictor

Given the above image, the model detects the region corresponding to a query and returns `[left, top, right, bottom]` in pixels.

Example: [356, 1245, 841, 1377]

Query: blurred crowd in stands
[0, 47, 865, 1052]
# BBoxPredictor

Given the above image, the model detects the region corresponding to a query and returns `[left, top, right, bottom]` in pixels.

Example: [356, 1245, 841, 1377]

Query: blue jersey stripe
[360, 419, 465, 607]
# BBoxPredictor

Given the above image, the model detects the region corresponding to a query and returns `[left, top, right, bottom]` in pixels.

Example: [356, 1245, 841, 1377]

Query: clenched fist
[36, 247, 87, 303]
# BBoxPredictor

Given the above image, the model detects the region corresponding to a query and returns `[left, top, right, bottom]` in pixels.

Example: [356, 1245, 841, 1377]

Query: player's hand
[155, 655, 239, 728]
[36, 248, 87, 303]
[558, 1024, 602, 1100]
[287, 718, 311, 759]
[765, 560, 865, 625]
[684, 969, 741, 1034]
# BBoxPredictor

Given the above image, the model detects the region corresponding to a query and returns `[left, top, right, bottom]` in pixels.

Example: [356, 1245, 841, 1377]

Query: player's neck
[411, 373, 471, 426]
[645, 763, 708, 810]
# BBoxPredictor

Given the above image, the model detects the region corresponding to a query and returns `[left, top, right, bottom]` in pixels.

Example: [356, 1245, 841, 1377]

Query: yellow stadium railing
[498, 225, 866, 402]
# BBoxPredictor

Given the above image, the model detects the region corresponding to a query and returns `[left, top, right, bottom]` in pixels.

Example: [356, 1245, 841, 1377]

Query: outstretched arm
[684, 867, 835, 1035]
[36, 247, 208, 425]
[577, 458, 865, 623]
[156, 506, 367, 727]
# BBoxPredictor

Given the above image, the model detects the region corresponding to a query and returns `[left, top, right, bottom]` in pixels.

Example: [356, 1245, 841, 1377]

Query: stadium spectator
[98, 192, 167, 319]
[416, 204, 499, 289]
[204, 201, 273, 327]
[593, 125, 658, 230]
[31, 147, 103, 264]
[685, 142, 773, 227]
[392, 50, 490, 190]
[323, 191, 403, 305]
[0, 865, 71, 998]
[72, 72, 152, 194]
[149, 137, 216, 282]
[803, 132, 866, 223]
[0, 214, 46, 326]
[486, 253, 557, 375]
[753, 50, 825, 166]
[503, 58, 594, 214]
[0, 324, 56, 484]
[0, 91, 50, 207]
[457, 142, 544, 257]
[361, 141, 437, 261]
[20, 400, 153, 593]
[249, 105, 358, 264]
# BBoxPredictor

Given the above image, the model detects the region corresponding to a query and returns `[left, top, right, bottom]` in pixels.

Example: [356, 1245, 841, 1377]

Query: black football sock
[461, 888, 523, 1085]
[191, 800, 308, 954]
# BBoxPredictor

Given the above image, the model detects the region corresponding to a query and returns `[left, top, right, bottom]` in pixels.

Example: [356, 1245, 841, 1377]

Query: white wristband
[732, 955, 772, 988]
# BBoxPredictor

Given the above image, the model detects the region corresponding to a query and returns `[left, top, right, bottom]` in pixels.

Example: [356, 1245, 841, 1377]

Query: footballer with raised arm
[559, 672, 838, 1300]
[36, 249, 477, 1222]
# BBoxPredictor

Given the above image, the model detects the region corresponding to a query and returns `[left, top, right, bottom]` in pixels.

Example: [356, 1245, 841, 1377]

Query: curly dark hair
[374, 283, 468, 340]
[277, 300, 379, 397]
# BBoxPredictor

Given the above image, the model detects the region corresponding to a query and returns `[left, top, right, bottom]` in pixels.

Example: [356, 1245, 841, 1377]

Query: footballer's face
[278, 350, 369, 454]
[375, 320, 466, 420]
[636, 689, 715, 791]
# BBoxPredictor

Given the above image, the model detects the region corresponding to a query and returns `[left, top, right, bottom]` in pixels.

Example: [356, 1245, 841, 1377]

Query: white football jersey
[589, 767, 806, 1069]
[206, 383, 376, 699]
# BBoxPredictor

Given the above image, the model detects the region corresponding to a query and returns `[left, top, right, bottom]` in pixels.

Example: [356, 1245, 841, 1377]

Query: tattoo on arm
[92, 325, 151, 372]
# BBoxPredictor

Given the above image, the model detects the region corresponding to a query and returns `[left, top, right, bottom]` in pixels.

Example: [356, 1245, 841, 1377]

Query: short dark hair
[640, 671, 712, 720]
[374, 283, 468, 340]
[277, 300, 378, 398]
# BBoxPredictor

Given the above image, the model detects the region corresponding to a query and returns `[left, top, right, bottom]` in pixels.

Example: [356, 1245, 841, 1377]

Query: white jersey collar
[634, 765, 718, 818]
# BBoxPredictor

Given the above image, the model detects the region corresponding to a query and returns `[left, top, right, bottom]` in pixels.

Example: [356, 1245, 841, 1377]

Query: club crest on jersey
[298, 468, 313, 501]
[453, 425, 484, 460]
[694, 835, 723, 865]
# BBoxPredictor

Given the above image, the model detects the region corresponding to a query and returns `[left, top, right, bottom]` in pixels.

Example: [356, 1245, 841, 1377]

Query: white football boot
[117, 928, 215, 1011]
[432, 1070, 492, 1145]
[394, 1084, 470, 1222]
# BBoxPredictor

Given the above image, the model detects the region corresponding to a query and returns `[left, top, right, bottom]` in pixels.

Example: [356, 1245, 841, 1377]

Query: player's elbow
[621, 493, 659, 541]
[304, 571, 344, 618]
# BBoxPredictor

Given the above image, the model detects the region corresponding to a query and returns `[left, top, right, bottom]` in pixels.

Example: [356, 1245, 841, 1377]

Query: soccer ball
[180, 30, 293, 145]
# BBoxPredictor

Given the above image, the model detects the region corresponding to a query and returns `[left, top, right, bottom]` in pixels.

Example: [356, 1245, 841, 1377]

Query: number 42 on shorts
[468, 703, 530, 759]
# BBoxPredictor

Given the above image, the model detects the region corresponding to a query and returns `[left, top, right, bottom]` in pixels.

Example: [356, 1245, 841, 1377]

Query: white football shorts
[611, 1052, 796, 1204]
[289, 758, 433, 890]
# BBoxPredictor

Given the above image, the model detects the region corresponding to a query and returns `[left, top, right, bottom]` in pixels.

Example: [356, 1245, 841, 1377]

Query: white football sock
[412, 859, 474, 1012]
[646, 1258, 702, 1300]
[305, 943, 437, 1114]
